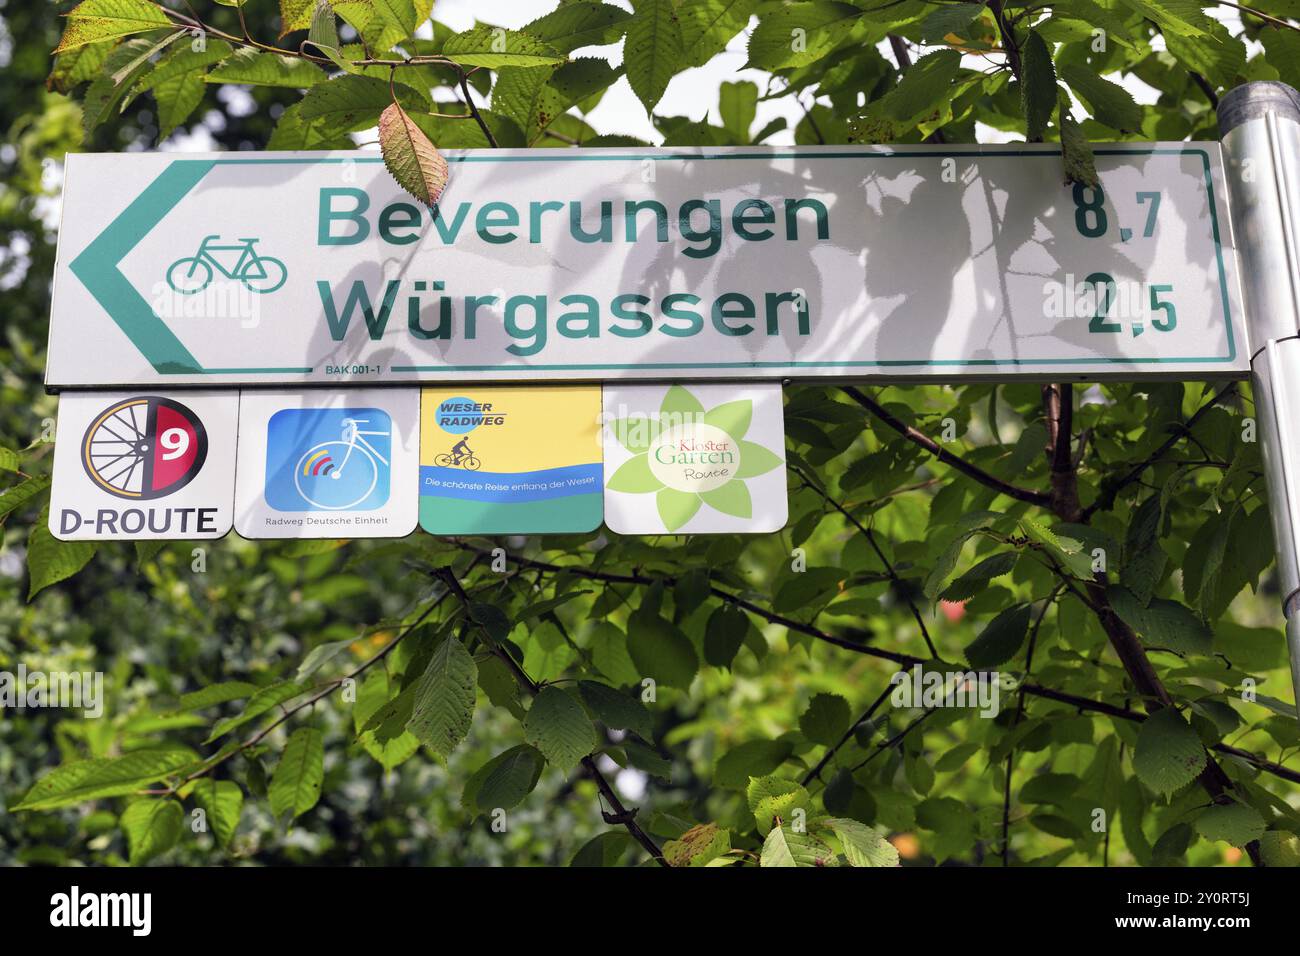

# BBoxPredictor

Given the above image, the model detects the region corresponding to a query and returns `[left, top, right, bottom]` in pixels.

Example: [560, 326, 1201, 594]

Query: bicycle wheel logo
[265, 408, 391, 512]
[81, 397, 209, 500]
[166, 235, 286, 295]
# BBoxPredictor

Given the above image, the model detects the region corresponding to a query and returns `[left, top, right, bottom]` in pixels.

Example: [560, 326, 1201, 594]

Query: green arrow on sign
[69, 160, 214, 374]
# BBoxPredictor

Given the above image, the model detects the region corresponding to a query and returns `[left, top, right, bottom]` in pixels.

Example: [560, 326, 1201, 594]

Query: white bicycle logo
[293, 417, 390, 510]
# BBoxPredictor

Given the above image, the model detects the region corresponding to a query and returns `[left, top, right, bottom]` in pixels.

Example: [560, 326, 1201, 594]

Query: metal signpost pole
[1218, 81, 1300, 714]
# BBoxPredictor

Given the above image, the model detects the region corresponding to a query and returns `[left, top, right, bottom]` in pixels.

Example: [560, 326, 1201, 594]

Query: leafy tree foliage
[3, 0, 1300, 867]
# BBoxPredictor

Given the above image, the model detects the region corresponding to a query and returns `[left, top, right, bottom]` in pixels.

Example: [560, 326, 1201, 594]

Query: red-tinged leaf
[378, 101, 449, 206]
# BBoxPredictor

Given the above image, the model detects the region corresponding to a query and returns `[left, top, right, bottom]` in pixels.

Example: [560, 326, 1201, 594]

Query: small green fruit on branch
[379, 101, 449, 207]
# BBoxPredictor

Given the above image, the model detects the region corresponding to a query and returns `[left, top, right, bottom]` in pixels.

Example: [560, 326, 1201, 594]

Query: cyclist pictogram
[434, 439, 481, 471]
[81, 396, 208, 500]
[166, 235, 287, 295]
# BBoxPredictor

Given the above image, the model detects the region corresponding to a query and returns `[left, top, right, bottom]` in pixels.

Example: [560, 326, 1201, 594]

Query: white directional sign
[47, 145, 1246, 387]
[49, 391, 238, 540]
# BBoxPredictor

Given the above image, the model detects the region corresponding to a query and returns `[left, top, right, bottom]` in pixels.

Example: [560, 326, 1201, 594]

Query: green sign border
[67, 147, 1236, 377]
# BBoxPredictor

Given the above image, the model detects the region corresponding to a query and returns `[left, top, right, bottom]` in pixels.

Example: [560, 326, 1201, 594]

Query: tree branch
[446, 543, 1300, 789]
[790, 463, 938, 658]
[841, 386, 1053, 507]
[1043, 383, 1081, 521]
[1083, 383, 1237, 519]
[159, 585, 452, 794]
[801, 684, 895, 786]
[435, 567, 667, 866]
[457, 70, 499, 148]
[987, 0, 1023, 85]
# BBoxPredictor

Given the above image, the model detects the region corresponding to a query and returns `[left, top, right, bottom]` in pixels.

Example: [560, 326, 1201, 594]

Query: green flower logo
[606, 386, 784, 531]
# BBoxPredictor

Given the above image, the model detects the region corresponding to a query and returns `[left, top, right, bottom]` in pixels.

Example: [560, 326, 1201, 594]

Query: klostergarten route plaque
[46, 144, 1247, 388]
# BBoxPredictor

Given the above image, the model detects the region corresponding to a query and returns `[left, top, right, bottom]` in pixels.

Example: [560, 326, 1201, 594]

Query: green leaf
[663, 822, 731, 866]
[760, 824, 835, 866]
[193, 779, 243, 849]
[177, 681, 258, 712]
[935, 741, 981, 773]
[55, 0, 172, 53]
[1133, 709, 1207, 796]
[14, 750, 195, 811]
[379, 100, 449, 206]
[1108, 586, 1212, 657]
[523, 686, 598, 771]
[627, 609, 699, 689]
[27, 509, 96, 600]
[120, 799, 183, 865]
[571, 831, 636, 866]
[280, 0, 316, 36]
[704, 604, 749, 667]
[1058, 97, 1098, 187]
[1116, 0, 1212, 37]
[442, 26, 566, 69]
[298, 74, 426, 134]
[364, 0, 433, 51]
[965, 603, 1031, 669]
[463, 744, 546, 814]
[747, 775, 813, 834]
[920, 3, 984, 43]
[1053, 0, 1134, 44]
[800, 693, 850, 746]
[1122, 494, 1167, 604]
[295, 639, 353, 683]
[745, 2, 862, 71]
[700, 481, 751, 519]
[1261, 29, 1300, 90]
[0, 473, 51, 520]
[624, 0, 684, 112]
[825, 817, 899, 867]
[1021, 30, 1056, 141]
[714, 739, 794, 789]
[206, 681, 306, 742]
[1195, 802, 1266, 848]
[941, 551, 1017, 602]
[49, 39, 117, 93]
[522, 1, 633, 53]
[774, 566, 843, 613]
[269, 727, 324, 820]
[1165, 19, 1245, 90]
[882, 48, 962, 121]
[132, 38, 232, 95]
[82, 34, 180, 134]
[657, 487, 702, 530]
[1021, 517, 1094, 578]
[133, 540, 164, 568]
[679, 0, 760, 67]
[151, 68, 206, 139]
[1259, 830, 1300, 867]
[405, 635, 477, 757]
[354, 668, 420, 769]
[206, 48, 327, 87]
[717, 82, 757, 143]
[492, 65, 566, 143]
[578, 680, 654, 740]
[1059, 63, 1143, 132]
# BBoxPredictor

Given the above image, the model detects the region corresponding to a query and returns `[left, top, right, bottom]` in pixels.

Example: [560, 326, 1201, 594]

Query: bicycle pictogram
[166, 235, 287, 295]
[292, 416, 391, 511]
[434, 443, 482, 471]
